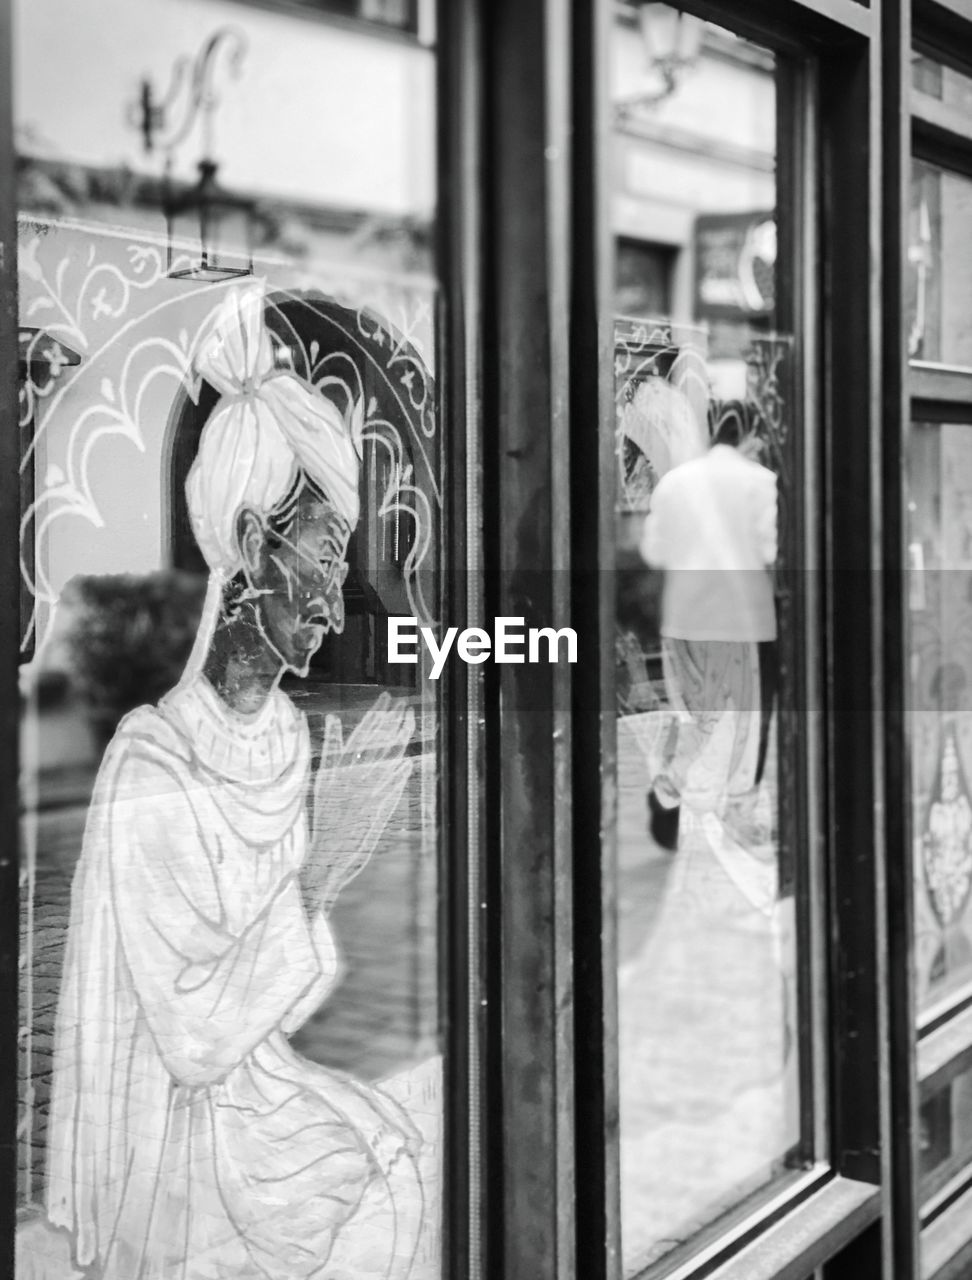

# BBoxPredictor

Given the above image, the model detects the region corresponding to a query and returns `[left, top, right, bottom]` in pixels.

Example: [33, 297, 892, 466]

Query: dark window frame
[226, 0, 430, 43]
[572, 1, 890, 1278]
[891, 1, 972, 1275]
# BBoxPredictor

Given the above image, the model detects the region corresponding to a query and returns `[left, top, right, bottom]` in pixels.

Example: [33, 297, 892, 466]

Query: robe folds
[46, 678, 423, 1280]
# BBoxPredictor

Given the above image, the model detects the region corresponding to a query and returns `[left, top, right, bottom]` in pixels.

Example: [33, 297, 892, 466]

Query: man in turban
[45, 283, 424, 1280]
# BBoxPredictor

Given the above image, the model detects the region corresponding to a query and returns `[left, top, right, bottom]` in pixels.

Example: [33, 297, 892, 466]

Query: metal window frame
[435, 0, 486, 1275]
[567, 0, 892, 1277]
[893, 3, 972, 1275]
[474, 4, 579, 1276]
[457, 0, 911, 1274]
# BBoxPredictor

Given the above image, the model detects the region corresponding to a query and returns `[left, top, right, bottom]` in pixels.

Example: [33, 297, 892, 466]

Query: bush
[61, 571, 207, 744]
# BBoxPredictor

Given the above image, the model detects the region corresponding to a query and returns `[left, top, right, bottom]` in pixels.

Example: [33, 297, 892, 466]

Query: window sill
[918, 1001, 972, 1091]
[923, 1179, 972, 1279]
[702, 1176, 880, 1280]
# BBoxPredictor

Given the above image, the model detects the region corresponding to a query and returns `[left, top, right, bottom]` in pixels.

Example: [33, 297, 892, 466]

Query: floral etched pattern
[922, 727, 972, 929]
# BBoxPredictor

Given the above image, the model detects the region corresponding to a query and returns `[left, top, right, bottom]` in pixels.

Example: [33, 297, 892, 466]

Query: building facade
[2, 1, 972, 1278]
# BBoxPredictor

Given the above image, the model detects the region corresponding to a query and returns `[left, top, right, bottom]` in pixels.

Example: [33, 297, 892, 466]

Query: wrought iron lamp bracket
[613, 60, 681, 123]
[129, 27, 248, 162]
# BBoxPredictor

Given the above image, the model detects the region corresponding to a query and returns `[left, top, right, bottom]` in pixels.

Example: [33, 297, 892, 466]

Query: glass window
[15, 4, 444, 1278]
[920, 1058, 972, 1204]
[912, 52, 972, 113]
[908, 422, 972, 1020]
[285, 0, 421, 36]
[609, 7, 810, 1274]
[616, 238, 675, 319]
[909, 161, 972, 367]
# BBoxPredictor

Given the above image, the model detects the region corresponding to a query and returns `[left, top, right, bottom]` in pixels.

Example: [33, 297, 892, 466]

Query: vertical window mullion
[479, 2, 578, 1276]
[0, 2, 21, 1269]
[882, 0, 923, 1274]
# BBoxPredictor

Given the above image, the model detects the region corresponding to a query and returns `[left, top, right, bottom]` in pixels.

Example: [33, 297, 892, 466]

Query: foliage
[62, 571, 206, 740]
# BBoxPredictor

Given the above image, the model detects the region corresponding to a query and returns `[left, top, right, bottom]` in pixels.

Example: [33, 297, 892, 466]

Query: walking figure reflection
[45, 283, 424, 1280]
[640, 414, 778, 851]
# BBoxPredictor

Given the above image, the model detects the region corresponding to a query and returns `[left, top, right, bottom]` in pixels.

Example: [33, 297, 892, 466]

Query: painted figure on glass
[42, 283, 424, 1280]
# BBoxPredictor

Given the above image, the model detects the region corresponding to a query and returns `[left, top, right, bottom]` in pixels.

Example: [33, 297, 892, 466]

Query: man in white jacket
[639, 419, 778, 849]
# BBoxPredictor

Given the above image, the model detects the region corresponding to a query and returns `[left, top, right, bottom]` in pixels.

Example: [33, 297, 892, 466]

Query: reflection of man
[639, 419, 778, 849]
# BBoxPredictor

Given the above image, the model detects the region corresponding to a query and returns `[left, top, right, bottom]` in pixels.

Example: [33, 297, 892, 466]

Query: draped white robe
[46, 678, 423, 1280]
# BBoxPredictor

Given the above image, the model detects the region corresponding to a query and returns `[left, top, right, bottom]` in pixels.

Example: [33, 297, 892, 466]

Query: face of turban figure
[237, 477, 353, 678]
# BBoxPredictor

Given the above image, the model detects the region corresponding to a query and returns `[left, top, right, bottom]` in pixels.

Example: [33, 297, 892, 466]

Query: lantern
[164, 159, 255, 281]
[636, 4, 705, 87]
[615, 3, 705, 120]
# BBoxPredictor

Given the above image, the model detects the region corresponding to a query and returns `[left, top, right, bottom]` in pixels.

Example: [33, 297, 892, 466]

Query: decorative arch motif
[17, 221, 439, 663]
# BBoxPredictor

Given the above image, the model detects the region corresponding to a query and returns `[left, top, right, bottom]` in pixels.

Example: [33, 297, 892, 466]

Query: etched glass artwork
[15, 4, 443, 1277]
[609, 13, 807, 1273]
[909, 422, 972, 1019]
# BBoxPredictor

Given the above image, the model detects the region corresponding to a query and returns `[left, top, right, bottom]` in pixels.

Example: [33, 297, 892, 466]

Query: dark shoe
[647, 789, 680, 851]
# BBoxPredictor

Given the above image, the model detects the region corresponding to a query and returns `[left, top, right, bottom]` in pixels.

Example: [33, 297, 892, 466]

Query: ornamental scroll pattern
[263, 286, 438, 626]
[17, 221, 439, 662]
[613, 318, 710, 514]
[612, 319, 794, 514]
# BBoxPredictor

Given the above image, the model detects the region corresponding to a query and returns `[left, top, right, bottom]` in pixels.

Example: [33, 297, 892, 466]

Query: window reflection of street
[616, 708, 798, 1270]
[610, 15, 803, 1270]
[612, 332, 800, 1275]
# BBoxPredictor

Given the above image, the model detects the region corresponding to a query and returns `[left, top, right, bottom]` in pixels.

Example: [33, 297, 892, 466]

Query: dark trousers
[754, 640, 778, 787]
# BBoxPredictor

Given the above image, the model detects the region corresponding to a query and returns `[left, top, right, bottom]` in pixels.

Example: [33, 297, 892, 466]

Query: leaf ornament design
[922, 725, 972, 930]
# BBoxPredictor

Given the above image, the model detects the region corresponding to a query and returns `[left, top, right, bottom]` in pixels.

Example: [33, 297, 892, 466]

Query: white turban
[186, 282, 362, 577]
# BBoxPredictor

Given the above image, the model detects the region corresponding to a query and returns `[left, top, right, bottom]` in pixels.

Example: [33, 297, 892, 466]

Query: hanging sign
[694, 211, 776, 319]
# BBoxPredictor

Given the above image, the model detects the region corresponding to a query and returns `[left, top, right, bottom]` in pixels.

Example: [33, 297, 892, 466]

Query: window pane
[912, 52, 972, 113]
[15, 5, 444, 1278]
[609, 8, 807, 1274]
[909, 161, 972, 367]
[616, 238, 675, 318]
[908, 423, 972, 1019]
[920, 1058, 972, 1204]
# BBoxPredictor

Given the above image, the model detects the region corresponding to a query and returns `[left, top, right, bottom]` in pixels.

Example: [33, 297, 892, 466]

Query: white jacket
[640, 444, 778, 642]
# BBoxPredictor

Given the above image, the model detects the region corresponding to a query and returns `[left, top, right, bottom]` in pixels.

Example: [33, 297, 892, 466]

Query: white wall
[15, 0, 435, 216]
[612, 22, 776, 157]
[611, 21, 776, 329]
[611, 20, 775, 286]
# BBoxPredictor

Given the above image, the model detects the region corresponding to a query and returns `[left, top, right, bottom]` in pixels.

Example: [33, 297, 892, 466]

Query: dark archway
[165, 288, 438, 686]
